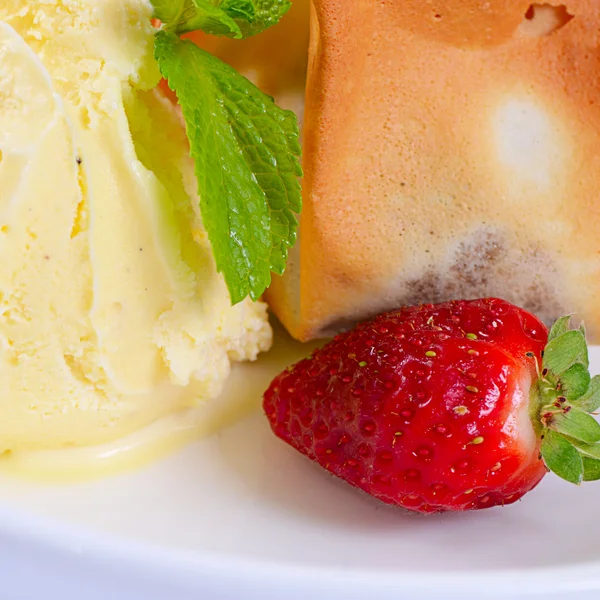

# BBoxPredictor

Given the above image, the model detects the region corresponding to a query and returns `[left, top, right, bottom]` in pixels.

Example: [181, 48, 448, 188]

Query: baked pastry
[265, 0, 600, 341]
[187, 2, 599, 341]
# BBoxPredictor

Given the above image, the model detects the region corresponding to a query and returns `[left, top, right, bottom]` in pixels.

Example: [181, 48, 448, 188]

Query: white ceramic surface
[0, 343, 599, 600]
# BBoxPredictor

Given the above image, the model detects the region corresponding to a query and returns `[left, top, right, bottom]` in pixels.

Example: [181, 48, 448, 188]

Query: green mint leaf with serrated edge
[559, 363, 591, 401]
[582, 456, 600, 481]
[236, 0, 291, 37]
[574, 375, 600, 413]
[541, 430, 583, 484]
[549, 407, 600, 444]
[154, 31, 302, 304]
[221, 0, 256, 22]
[543, 329, 589, 375]
[151, 0, 291, 38]
[548, 315, 572, 342]
[152, 0, 243, 37]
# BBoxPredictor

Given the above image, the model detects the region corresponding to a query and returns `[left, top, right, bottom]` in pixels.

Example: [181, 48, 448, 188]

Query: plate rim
[2, 500, 600, 596]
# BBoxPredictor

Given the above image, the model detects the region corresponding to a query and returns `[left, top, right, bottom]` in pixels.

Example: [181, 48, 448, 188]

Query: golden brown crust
[268, 0, 600, 341]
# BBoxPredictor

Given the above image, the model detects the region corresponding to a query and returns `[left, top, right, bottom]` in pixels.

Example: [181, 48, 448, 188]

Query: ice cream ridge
[0, 0, 272, 456]
[264, 0, 600, 342]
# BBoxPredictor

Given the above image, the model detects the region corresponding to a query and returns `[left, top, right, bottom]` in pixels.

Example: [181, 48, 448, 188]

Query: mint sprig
[154, 31, 301, 303]
[152, 0, 291, 37]
[532, 318, 600, 483]
[236, 0, 292, 37]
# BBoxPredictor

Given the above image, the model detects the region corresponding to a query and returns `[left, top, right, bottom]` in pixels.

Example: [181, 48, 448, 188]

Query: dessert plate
[0, 332, 599, 600]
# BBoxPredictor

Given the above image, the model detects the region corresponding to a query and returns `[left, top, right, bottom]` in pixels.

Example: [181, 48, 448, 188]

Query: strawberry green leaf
[550, 407, 600, 443]
[559, 363, 591, 401]
[582, 456, 600, 481]
[541, 430, 583, 484]
[567, 439, 600, 460]
[543, 329, 588, 375]
[574, 375, 600, 413]
[548, 315, 572, 342]
[154, 32, 302, 304]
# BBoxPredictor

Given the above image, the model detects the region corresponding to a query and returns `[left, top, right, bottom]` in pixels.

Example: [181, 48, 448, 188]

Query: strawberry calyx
[530, 316, 600, 484]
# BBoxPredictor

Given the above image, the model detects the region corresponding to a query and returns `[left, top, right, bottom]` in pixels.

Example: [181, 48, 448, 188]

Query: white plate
[0, 334, 599, 600]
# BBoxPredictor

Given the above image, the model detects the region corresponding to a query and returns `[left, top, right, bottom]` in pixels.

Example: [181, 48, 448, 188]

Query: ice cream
[0, 0, 271, 454]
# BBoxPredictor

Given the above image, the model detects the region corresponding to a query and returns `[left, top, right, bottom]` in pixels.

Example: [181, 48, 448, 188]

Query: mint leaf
[550, 407, 600, 444]
[541, 430, 583, 484]
[559, 363, 591, 401]
[152, 0, 244, 37]
[543, 329, 589, 375]
[155, 32, 302, 304]
[582, 456, 600, 481]
[236, 0, 291, 37]
[221, 0, 256, 22]
[152, 0, 290, 38]
[575, 375, 600, 413]
[151, 0, 184, 24]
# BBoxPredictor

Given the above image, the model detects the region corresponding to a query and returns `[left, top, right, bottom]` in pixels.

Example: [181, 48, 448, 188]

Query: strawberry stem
[531, 317, 600, 484]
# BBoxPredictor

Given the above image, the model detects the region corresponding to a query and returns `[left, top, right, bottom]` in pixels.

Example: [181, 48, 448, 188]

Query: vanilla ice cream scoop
[0, 0, 271, 453]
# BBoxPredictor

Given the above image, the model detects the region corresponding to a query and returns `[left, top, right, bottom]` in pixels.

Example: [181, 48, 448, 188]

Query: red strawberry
[264, 298, 600, 513]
